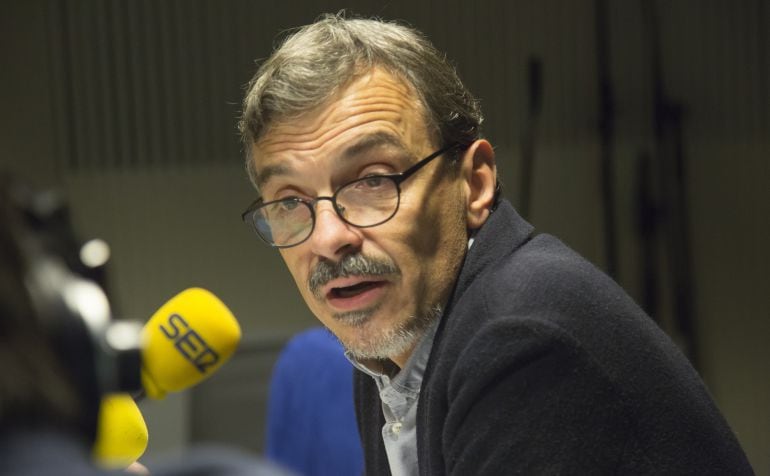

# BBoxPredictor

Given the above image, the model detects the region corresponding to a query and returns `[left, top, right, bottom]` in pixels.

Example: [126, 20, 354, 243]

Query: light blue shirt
[347, 317, 440, 476]
[346, 238, 472, 475]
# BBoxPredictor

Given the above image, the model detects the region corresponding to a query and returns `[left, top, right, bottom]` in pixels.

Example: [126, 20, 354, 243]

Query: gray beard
[332, 303, 383, 327]
[335, 304, 442, 361]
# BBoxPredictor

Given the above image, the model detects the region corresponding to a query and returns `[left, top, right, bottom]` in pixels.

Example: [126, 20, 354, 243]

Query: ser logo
[159, 313, 220, 373]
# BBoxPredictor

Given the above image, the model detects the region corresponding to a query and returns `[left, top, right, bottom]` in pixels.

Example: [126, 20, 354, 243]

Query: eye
[263, 198, 303, 221]
[361, 176, 386, 189]
[276, 199, 301, 211]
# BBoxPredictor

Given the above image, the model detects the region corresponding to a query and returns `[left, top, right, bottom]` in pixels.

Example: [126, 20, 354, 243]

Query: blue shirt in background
[265, 327, 364, 476]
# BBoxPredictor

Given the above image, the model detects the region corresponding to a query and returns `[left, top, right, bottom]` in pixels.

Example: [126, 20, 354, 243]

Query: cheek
[399, 194, 466, 263]
[406, 194, 468, 290]
[279, 250, 310, 292]
[379, 200, 466, 295]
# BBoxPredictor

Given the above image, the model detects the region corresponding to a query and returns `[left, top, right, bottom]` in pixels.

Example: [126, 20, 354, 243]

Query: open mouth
[324, 279, 388, 311]
[329, 281, 385, 299]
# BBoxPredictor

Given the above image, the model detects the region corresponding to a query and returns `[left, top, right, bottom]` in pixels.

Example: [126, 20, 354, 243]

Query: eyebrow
[254, 163, 289, 190]
[338, 131, 411, 163]
[254, 132, 412, 190]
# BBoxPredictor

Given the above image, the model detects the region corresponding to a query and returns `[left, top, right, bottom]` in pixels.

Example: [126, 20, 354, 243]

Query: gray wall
[1, 0, 767, 472]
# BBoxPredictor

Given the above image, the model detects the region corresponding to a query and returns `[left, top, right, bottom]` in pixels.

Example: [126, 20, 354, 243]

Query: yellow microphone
[92, 288, 240, 468]
[140, 287, 242, 399]
[92, 393, 148, 469]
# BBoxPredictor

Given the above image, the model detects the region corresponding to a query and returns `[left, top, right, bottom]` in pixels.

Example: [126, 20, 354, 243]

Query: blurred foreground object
[92, 394, 148, 469]
[0, 173, 290, 475]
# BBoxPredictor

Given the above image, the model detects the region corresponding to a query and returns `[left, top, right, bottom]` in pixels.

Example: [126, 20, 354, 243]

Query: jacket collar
[448, 199, 534, 309]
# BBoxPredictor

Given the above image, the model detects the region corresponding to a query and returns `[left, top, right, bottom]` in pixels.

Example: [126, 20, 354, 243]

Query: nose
[308, 200, 363, 260]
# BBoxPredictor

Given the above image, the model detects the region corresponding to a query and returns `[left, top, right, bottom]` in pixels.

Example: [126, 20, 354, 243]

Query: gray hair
[238, 13, 483, 188]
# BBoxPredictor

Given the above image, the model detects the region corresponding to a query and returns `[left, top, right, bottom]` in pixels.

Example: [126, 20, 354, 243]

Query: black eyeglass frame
[241, 142, 464, 248]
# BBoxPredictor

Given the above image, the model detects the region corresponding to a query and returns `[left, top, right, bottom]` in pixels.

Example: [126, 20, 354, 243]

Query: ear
[461, 139, 497, 230]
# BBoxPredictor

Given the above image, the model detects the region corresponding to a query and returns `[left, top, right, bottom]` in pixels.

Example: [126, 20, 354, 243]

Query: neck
[390, 342, 418, 369]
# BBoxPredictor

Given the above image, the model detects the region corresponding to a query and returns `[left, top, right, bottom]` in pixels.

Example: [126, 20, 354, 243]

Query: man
[239, 15, 753, 475]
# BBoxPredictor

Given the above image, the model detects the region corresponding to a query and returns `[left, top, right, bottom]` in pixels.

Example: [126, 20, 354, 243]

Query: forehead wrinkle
[339, 131, 410, 162]
[258, 108, 409, 158]
[254, 116, 407, 189]
[256, 72, 422, 152]
[253, 127, 414, 191]
[258, 93, 414, 153]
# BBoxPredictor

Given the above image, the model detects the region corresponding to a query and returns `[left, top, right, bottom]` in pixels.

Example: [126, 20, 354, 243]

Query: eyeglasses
[241, 143, 462, 248]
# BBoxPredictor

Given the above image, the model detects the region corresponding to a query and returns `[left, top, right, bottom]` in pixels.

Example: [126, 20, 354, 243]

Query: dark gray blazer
[354, 200, 752, 475]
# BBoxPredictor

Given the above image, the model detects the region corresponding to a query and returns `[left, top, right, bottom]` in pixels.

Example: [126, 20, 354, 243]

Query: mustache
[308, 253, 400, 299]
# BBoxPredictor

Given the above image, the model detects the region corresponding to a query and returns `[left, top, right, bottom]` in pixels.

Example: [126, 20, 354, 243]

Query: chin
[338, 304, 442, 361]
[344, 324, 422, 361]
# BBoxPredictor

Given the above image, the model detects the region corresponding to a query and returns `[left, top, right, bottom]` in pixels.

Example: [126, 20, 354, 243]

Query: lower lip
[326, 282, 388, 312]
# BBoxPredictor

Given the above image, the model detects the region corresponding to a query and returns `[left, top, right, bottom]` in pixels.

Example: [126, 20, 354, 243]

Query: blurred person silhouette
[0, 173, 292, 476]
[265, 327, 363, 475]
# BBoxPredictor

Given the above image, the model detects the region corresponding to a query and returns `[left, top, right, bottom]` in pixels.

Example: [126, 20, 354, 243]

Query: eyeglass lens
[253, 176, 400, 246]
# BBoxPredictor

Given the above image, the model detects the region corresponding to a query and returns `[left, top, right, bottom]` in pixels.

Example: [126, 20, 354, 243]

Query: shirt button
[391, 422, 402, 435]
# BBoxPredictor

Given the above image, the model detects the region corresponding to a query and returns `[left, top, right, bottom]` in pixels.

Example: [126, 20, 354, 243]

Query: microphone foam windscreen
[141, 288, 241, 399]
[93, 393, 148, 468]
